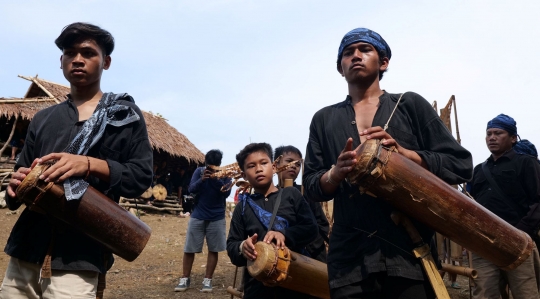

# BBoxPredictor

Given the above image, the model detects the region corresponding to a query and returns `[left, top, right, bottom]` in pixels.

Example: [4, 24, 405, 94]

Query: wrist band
[239, 240, 246, 256]
[326, 165, 339, 186]
[84, 156, 91, 180]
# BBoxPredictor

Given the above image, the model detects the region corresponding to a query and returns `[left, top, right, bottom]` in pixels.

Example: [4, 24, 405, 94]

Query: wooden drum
[247, 242, 329, 299]
[348, 139, 532, 270]
[16, 164, 152, 262]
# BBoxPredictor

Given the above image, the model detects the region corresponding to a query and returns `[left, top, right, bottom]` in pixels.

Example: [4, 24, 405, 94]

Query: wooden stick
[452, 95, 461, 144]
[441, 263, 478, 279]
[18, 75, 60, 104]
[149, 201, 182, 208]
[121, 198, 181, 208]
[162, 199, 181, 204]
[226, 286, 243, 298]
[301, 160, 305, 195]
[0, 115, 18, 159]
[119, 203, 182, 212]
[0, 99, 56, 103]
[231, 267, 239, 299]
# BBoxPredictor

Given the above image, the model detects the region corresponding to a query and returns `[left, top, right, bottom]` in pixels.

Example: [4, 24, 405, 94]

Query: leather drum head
[247, 242, 277, 281]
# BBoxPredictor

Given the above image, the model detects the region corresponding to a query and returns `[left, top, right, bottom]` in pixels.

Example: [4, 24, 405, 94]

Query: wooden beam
[0, 99, 56, 104]
[452, 95, 461, 144]
[119, 203, 183, 212]
[18, 75, 60, 104]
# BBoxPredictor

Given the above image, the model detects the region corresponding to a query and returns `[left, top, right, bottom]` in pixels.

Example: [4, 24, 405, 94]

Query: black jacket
[5, 96, 153, 273]
[303, 91, 473, 288]
[470, 149, 540, 234]
[227, 187, 317, 299]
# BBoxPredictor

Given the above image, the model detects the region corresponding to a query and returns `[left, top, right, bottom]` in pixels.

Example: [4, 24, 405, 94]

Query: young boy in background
[274, 145, 329, 262]
[227, 143, 317, 299]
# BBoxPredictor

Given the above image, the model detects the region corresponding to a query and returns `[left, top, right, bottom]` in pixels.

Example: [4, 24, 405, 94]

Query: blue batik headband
[337, 28, 392, 64]
[486, 114, 517, 136]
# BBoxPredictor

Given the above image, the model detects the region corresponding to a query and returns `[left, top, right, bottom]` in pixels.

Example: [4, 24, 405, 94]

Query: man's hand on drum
[320, 138, 358, 194]
[333, 138, 358, 181]
[38, 153, 89, 183]
[242, 234, 258, 261]
[7, 159, 39, 198]
[263, 231, 286, 250]
[360, 126, 427, 168]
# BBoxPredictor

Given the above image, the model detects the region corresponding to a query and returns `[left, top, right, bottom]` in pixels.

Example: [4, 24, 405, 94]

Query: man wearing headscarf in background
[469, 114, 540, 299]
[303, 28, 472, 298]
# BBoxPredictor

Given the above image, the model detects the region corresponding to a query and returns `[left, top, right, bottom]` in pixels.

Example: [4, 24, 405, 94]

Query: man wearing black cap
[469, 114, 540, 299]
[303, 28, 473, 298]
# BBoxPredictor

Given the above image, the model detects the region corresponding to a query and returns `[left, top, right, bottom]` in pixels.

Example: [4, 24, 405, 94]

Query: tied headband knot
[337, 28, 392, 64]
[514, 139, 538, 159]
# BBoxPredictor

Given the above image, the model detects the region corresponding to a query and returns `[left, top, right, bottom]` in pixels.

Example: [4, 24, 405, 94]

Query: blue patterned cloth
[487, 114, 517, 136]
[514, 139, 539, 158]
[63, 92, 140, 201]
[238, 192, 289, 231]
[337, 28, 392, 63]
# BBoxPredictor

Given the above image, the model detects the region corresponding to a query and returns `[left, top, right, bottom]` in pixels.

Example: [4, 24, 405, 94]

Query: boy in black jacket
[227, 143, 317, 299]
[2, 23, 153, 298]
[274, 145, 329, 262]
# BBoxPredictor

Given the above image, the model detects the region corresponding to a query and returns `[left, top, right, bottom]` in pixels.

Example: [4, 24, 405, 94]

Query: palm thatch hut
[0, 75, 204, 175]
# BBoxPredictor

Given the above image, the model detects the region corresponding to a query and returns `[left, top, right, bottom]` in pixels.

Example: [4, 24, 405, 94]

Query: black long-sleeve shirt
[291, 183, 329, 262]
[470, 149, 540, 233]
[227, 187, 318, 299]
[303, 91, 473, 289]
[5, 96, 153, 273]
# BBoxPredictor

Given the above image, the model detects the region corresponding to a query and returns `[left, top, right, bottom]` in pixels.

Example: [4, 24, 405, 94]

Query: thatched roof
[0, 76, 204, 164]
[0, 97, 57, 120]
[143, 112, 204, 162]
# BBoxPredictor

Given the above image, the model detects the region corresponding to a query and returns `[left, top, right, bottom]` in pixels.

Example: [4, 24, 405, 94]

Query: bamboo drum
[247, 242, 329, 299]
[16, 164, 152, 262]
[348, 139, 532, 270]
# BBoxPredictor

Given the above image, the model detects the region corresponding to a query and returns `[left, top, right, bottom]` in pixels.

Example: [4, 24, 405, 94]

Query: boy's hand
[242, 234, 258, 261]
[6, 159, 39, 198]
[263, 231, 286, 249]
[38, 153, 88, 183]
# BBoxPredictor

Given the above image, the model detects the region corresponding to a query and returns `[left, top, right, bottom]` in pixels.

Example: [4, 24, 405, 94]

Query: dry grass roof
[0, 97, 57, 121]
[0, 76, 204, 164]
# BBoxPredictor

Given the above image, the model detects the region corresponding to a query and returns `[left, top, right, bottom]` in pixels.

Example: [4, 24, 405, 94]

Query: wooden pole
[441, 263, 478, 279]
[468, 249, 475, 299]
[119, 203, 182, 212]
[0, 99, 55, 103]
[452, 95, 461, 144]
[0, 115, 19, 159]
[18, 75, 60, 103]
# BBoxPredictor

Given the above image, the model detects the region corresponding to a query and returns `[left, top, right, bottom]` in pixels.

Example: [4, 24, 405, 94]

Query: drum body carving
[16, 164, 152, 262]
[348, 139, 532, 270]
[247, 242, 329, 299]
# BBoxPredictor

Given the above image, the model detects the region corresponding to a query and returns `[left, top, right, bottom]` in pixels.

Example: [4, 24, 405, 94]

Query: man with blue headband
[469, 114, 540, 299]
[303, 28, 473, 298]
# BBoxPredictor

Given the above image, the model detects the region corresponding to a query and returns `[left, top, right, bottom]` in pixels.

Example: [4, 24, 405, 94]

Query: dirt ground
[0, 206, 470, 299]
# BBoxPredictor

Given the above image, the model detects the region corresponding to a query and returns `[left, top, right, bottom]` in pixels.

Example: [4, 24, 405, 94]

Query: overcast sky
[1, 0, 539, 172]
